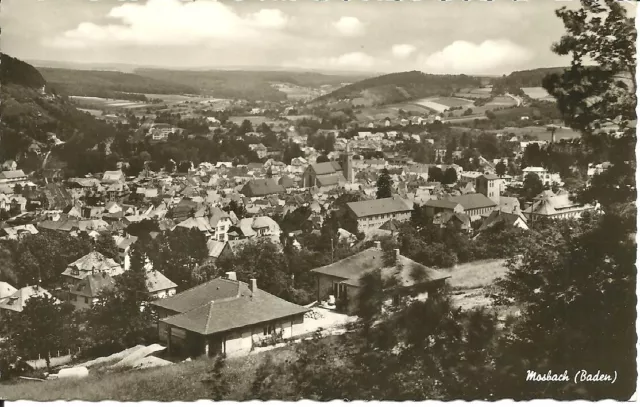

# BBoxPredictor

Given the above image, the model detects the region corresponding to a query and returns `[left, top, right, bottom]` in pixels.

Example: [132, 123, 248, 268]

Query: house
[523, 192, 593, 221]
[477, 210, 529, 233]
[61, 251, 125, 286]
[250, 216, 281, 237]
[424, 193, 497, 221]
[346, 197, 413, 233]
[146, 270, 178, 300]
[0, 170, 27, 184]
[209, 207, 233, 242]
[114, 235, 139, 270]
[0, 286, 56, 313]
[311, 243, 451, 315]
[0, 224, 39, 241]
[69, 272, 116, 310]
[102, 170, 125, 184]
[433, 211, 472, 231]
[152, 276, 307, 358]
[240, 179, 285, 198]
[2, 160, 17, 171]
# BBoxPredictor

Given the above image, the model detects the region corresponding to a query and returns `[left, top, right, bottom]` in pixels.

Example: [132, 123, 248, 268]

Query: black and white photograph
[0, 0, 636, 401]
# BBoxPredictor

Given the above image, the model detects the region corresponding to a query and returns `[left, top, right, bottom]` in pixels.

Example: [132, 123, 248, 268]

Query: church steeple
[342, 142, 354, 183]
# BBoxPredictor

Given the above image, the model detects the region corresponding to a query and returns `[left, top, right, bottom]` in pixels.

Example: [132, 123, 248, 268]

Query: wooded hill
[314, 71, 482, 105]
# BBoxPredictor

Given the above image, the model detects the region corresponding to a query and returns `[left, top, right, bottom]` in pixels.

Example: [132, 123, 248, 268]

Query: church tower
[342, 142, 354, 184]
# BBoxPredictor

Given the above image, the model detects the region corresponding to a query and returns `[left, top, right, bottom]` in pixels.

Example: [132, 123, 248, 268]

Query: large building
[523, 191, 593, 221]
[346, 197, 413, 233]
[311, 243, 451, 315]
[302, 145, 354, 191]
[475, 174, 501, 205]
[424, 193, 497, 221]
[152, 277, 307, 358]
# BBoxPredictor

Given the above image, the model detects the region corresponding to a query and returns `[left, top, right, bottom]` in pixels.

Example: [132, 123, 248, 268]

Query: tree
[522, 173, 543, 201]
[84, 242, 155, 355]
[495, 161, 507, 177]
[428, 166, 443, 183]
[497, 213, 636, 399]
[442, 167, 458, 184]
[542, 0, 636, 208]
[7, 295, 76, 372]
[376, 168, 393, 199]
[93, 233, 119, 260]
[316, 155, 329, 164]
[148, 228, 208, 290]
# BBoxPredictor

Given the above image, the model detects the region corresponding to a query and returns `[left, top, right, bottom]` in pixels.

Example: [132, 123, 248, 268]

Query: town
[0, 0, 635, 402]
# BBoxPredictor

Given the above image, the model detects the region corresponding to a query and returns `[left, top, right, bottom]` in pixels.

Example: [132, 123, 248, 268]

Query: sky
[1, 0, 636, 75]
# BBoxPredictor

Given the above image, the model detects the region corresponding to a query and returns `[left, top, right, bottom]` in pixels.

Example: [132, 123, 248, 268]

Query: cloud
[285, 52, 378, 71]
[46, 0, 290, 49]
[332, 16, 365, 37]
[421, 39, 533, 74]
[247, 9, 289, 29]
[391, 44, 417, 59]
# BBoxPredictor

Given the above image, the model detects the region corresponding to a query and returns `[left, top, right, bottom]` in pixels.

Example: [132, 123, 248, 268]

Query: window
[263, 324, 276, 336]
[84, 297, 89, 304]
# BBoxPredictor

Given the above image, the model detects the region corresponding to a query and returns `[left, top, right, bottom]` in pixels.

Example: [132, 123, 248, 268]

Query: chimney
[250, 278, 257, 293]
[225, 272, 237, 281]
[375, 241, 382, 250]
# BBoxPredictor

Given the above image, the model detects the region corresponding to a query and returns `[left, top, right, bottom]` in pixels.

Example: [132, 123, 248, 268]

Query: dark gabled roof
[447, 193, 497, 210]
[43, 184, 73, 210]
[241, 179, 285, 197]
[347, 197, 412, 218]
[310, 162, 341, 175]
[311, 247, 450, 287]
[153, 278, 242, 314]
[157, 278, 307, 335]
[424, 199, 462, 210]
[70, 273, 115, 297]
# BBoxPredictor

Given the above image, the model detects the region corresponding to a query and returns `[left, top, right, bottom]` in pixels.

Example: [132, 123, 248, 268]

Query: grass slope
[2, 347, 296, 401]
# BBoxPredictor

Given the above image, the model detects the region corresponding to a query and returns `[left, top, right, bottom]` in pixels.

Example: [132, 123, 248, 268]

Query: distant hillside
[37, 68, 198, 100]
[0, 56, 121, 173]
[493, 67, 569, 89]
[134, 69, 368, 102]
[314, 71, 482, 105]
[1, 53, 47, 89]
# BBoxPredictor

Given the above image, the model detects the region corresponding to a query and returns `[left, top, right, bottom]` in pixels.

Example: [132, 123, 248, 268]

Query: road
[505, 93, 523, 107]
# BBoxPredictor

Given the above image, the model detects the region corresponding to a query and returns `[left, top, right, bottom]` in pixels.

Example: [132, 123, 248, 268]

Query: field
[354, 103, 431, 122]
[446, 259, 509, 290]
[522, 87, 554, 101]
[455, 87, 493, 99]
[413, 97, 474, 113]
[70, 96, 151, 110]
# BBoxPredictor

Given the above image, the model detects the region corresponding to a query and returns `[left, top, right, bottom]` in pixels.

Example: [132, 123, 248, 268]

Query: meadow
[413, 97, 473, 113]
[70, 96, 151, 110]
[521, 87, 554, 101]
[454, 87, 493, 99]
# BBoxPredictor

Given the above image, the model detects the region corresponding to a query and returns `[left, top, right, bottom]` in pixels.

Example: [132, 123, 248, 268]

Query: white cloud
[421, 39, 533, 74]
[46, 0, 290, 49]
[247, 9, 289, 29]
[332, 16, 365, 37]
[285, 52, 377, 71]
[391, 44, 417, 59]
